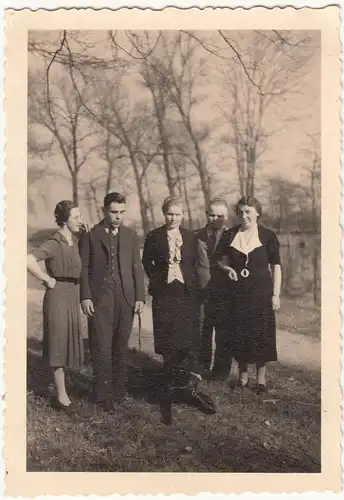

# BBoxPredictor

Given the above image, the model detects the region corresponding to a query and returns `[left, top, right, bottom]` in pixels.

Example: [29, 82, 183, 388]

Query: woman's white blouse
[166, 228, 184, 284]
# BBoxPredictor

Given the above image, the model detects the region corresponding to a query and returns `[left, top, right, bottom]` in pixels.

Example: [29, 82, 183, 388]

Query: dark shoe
[96, 397, 115, 413]
[210, 369, 229, 381]
[231, 379, 249, 390]
[256, 384, 267, 395]
[51, 397, 77, 417]
[160, 402, 173, 426]
[113, 394, 131, 405]
[174, 385, 216, 414]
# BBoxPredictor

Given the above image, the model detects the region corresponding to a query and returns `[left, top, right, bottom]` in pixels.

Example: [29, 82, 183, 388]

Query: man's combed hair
[103, 192, 126, 208]
[207, 198, 229, 211]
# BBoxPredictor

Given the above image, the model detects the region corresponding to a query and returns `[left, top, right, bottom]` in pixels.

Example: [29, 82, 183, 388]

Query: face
[164, 204, 183, 230]
[237, 204, 259, 229]
[207, 203, 228, 230]
[103, 202, 126, 228]
[66, 207, 83, 234]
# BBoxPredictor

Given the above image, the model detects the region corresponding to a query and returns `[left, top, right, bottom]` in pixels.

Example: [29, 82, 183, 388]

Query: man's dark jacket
[79, 221, 145, 306]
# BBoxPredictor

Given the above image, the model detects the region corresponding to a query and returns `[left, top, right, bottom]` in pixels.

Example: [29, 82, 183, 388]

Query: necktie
[209, 229, 217, 256]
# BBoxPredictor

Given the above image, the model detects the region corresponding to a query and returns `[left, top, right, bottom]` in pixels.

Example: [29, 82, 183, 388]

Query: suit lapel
[118, 226, 128, 278]
[94, 221, 110, 254]
[214, 225, 228, 252]
[157, 225, 169, 258]
[179, 227, 188, 263]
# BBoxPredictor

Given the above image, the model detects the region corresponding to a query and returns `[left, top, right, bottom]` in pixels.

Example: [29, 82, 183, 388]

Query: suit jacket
[142, 225, 198, 297]
[196, 225, 229, 290]
[79, 221, 145, 307]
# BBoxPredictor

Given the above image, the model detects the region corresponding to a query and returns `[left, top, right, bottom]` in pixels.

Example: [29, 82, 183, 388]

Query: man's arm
[132, 231, 145, 303]
[79, 230, 92, 302]
[196, 238, 211, 289]
[141, 231, 155, 279]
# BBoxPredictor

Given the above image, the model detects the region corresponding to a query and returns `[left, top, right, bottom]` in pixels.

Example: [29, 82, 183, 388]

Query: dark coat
[79, 221, 145, 307]
[142, 225, 198, 297]
[196, 225, 230, 291]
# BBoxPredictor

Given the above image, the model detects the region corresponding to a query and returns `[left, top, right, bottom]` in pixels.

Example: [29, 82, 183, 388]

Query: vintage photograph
[26, 27, 322, 474]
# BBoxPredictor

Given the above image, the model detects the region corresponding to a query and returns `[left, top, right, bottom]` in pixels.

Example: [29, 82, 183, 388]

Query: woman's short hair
[103, 192, 126, 208]
[162, 195, 183, 214]
[235, 196, 262, 217]
[54, 200, 76, 227]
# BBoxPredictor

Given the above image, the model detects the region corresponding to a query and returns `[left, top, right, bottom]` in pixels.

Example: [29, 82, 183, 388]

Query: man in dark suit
[79, 192, 145, 411]
[196, 198, 232, 379]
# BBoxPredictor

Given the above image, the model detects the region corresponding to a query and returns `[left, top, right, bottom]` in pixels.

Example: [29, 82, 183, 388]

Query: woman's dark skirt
[222, 289, 277, 365]
[152, 280, 200, 359]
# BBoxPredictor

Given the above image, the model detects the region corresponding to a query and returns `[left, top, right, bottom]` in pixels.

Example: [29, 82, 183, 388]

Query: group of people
[27, 191, 282, 421]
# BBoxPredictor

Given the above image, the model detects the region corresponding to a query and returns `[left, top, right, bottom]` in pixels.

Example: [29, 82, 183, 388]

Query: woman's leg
[53, 367, 72, 406]
[238, 361, 249, 384]
[256, 362, 267, 386]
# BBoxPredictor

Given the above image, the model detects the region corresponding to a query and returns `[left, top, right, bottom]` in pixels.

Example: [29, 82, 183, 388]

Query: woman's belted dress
[215, 224, 281, 364]
[30, 232, 84, 368]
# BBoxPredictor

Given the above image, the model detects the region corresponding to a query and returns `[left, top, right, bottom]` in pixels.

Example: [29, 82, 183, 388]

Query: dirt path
[27, 289, 320, 372]
[129, 305, 321, 371]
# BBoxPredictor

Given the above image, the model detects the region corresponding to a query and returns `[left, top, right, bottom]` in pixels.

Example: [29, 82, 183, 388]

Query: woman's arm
[27, 254, 56, 288]
[142, 232, 156, 279]
[271, 264, 282, 310]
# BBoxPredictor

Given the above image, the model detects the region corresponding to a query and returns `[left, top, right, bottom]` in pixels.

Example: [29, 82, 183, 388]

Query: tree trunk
[129, 151, 150, 236]
[183, 175, 193, 230]
[71, 171, 79, 205]
[313, 238, 320, 305]
[144, 173, 156, 228]
[245, 146, 256, 198]
[105, 158, 113, 195]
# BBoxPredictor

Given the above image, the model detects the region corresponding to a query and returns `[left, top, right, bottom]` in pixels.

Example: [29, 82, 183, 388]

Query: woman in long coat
[216, 196, 282, 394]
[142, 196, 214, 423]
[27, 200, 85, 414]
[142, 196, 200, 360]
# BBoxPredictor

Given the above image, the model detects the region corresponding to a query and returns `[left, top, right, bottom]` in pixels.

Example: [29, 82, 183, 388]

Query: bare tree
[28, 68, 99, 204]
[299, 134, 321, 305]
[96, 81, 159, 234]
[300, 134, 321, 234]
[158, 32, 212, 208]
[139, 56, 177, 196]
[220, 30, 313, 197]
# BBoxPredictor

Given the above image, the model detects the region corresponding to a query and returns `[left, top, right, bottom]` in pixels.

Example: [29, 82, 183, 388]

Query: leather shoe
[256, 384, 267, 395]
[51, 397, 77, 417]
[231, 379, 249, 390]
[96, 397, 115, 413]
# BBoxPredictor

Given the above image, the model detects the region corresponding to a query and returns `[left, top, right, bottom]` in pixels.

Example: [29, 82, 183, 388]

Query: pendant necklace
[239, 227, 256, 278]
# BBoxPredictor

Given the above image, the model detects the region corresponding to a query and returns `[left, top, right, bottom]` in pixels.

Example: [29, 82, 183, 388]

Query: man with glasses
[196, 198, 232, 380]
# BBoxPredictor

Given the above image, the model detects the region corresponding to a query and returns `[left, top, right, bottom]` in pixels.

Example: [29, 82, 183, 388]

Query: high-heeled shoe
[51, 397, 77, 416]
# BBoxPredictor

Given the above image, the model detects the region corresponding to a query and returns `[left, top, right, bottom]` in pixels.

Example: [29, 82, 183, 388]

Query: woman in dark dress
[142, 196, 214, 423]
[216, 196, 282, 394]
[27, 201, 85, 414]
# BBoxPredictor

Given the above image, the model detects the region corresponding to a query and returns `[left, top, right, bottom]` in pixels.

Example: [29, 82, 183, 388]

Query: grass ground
[26, 284, 321, 473]
[277, 295, 320, 340]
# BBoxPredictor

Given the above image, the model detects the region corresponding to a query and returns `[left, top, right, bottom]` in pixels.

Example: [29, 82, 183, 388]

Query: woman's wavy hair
[54, 200, 76, 227]
[162, 195, 184, 215]
[235, 196, 262, 217]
